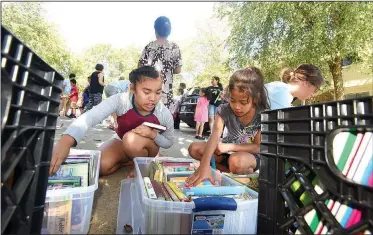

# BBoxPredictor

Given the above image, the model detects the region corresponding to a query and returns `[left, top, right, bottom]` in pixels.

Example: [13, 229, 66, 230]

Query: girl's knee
[228, 154, 255, 174]
[188, 142, 201, 159]
[123, 131, 143, 151]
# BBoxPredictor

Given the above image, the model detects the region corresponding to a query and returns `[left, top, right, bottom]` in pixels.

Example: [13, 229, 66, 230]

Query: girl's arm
[224, 130, 261, 154]
[63, 93, 124, 145]
[187, 113, 225, 186]
[153, 109, 174, 149]
[98, 73, 105, 86]
[200, 114, 225, 164]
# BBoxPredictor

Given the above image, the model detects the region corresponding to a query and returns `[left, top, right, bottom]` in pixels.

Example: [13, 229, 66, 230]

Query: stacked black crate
[1, 26, 64, 234]
[258, 97, 373, 234]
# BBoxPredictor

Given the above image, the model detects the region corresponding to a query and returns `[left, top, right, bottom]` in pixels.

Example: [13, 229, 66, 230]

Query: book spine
[183, 186, 246, 196]
[166, 182, 190, 202]
[151, 180, 166, 201]
[163, 182, 179, 201]
[159, 182, 172, 201]
[144, 177, 157, 199]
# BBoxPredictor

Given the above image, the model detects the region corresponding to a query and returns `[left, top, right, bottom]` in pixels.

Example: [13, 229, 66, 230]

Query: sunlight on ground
[96, 142, 105, 148]
[91, 128, 104, 132]
[180, 148, 189, 156]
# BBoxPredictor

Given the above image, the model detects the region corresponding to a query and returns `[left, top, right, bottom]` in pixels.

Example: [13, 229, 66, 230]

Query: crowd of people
[51, 16, 325, 187]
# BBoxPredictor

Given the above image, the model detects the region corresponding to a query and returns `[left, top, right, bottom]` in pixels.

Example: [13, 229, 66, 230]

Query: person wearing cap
[138, 16, 182, 110]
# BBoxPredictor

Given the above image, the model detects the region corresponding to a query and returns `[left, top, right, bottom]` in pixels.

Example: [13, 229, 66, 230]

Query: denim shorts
[208, 104, 218, 117]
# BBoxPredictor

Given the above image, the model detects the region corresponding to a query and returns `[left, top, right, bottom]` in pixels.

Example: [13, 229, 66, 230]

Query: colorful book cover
[54, 163, 89, 187]
[170, 177, 214, 188]
[48, 176, 82, 187]
[65, 154, 95, 185]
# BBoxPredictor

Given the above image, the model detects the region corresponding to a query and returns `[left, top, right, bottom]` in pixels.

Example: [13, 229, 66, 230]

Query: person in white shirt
[265, 64, 324, 110]
[104, 77, 131, 130]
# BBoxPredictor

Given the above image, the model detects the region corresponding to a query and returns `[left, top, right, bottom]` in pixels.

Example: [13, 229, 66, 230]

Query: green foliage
[79, 44, 141, 83]
[2, 2, 73, 76]
[217, 2, 373, 100]
[180, 16, 232, 89]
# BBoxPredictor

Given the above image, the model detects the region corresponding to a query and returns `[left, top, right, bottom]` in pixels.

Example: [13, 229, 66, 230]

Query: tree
[217, 2, 373, 100]
[179, 16, 232, 88]
[77, 44, 141, 93]
[2, 2, 74, 76]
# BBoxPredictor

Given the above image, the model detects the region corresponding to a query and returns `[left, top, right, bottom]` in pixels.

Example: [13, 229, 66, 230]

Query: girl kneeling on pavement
[49, 66, 174, 177]
[187, 67, 269, 186]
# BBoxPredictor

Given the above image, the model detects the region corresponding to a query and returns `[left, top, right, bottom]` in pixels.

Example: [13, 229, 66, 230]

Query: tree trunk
[328, 55, 344, 100]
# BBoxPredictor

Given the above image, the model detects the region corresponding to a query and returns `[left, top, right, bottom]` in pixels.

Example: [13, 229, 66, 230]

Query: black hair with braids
[129, 66, 160, 87]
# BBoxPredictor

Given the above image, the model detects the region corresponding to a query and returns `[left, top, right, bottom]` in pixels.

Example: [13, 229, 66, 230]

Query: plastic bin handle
[193, 197, 237, 212]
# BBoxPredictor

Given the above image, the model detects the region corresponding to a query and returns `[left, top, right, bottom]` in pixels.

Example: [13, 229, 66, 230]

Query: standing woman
[207, 76, 224, 132]
[83, 64, 106, 113]
[138, 16, 182, 109]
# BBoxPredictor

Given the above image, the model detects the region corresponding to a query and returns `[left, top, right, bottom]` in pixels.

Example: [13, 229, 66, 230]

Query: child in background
[172, 88, 184, 130]
[194, 88, 209, 140]
[80, 76, 91, 113]
[49, 66, 174, 177]
[68, 79, 79, 119]
[186, 67, 269, 186]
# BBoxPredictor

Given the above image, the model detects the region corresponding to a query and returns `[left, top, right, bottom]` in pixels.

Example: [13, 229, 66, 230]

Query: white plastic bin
[41, 149, 101, 234]
[117, 157, 259, 234]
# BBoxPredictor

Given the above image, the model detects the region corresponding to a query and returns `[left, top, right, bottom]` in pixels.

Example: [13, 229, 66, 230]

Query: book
[65, 154, 95, 186]
[163, 182, 180, 201]
[223, 172, 259, 190]
[183, 186, 247, 196]
[54, 163, 89, 187]
[166, 172, 193, 181]
[151, 180, 166, 201]
[166, 182, 190, 202]
[144, 177, 157, 199]
[159, 182, 172, 201]
[170, 177, 215, 188]
[48, 176, 82, 187]
[190, 193, 257, 201]
[142, 122, 166, 131]
[149, 161, 163, 182]
[162, 161, 195, 167]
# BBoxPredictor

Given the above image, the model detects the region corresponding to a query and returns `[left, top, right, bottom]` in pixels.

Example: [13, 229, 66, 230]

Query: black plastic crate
[1, 25, 64, 235]
[258, 96, 373, 235]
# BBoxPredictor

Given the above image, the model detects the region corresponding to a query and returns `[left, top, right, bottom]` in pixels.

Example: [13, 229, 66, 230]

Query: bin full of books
[117, 157, 259, 234]
[41, 149, 101, 234]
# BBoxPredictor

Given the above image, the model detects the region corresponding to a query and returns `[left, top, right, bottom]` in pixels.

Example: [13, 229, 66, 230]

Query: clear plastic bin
[41, 149, 101, 234]
[117, 157, 259, 234]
